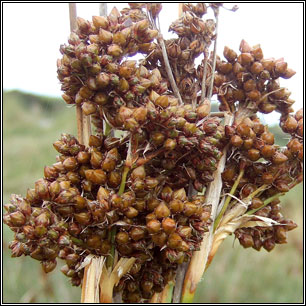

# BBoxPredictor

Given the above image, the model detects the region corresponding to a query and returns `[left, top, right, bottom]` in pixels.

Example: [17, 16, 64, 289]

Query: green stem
[247, 193, 285, 215]
[71, 237, 85, 247]
[106, 166, 130, 269]
[106, 227, 116, 269]
[118, 166, 130, 196]
[163, 282, 175, 303]
[214, 169, 244, 231]
[104, 121, 112, 137]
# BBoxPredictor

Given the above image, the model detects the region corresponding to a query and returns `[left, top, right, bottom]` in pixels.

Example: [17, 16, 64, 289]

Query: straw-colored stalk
[181, 113, 234, 303]
[100, 257, 136, 303]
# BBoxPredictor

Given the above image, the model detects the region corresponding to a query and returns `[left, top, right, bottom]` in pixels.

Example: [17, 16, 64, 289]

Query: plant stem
[106, 227, 116, 269]
[200, 51, 209, 103]
[181, 113, 234, 303]
[104, 121, 112, 137]
[214, 169, 244, 231]
[172, 262, 189, 303]
[149, 13, 183, 105]
[118, 166, 129, 196]
[247, 193, 284, 215]
[207, 7, 220, 100]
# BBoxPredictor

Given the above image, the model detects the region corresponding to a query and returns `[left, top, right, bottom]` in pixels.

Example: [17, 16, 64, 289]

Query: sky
[3, 2, 304, 123]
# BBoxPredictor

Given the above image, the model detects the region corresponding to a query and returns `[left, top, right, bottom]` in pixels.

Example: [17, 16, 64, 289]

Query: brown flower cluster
[212, 40, 296, 114]
[4, 133, 212, 302]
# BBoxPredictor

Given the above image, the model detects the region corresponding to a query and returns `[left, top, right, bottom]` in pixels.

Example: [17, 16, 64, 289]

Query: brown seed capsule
[63, 157, 78, 171]
[129, 227, 146, 241]
[251, 44, 263, 60]
[9, 211, 26, 227]
[260, 145, 276, 159]
[88, 135, 102, 148]
[41, 260, 57, 273]
[121, 191, 135, 208]
[231, 135, 243, 147]
[261, 172, 274, 184]
[272, 152, 288, 164]
[146, 198, 159, 212]
[44, 166, 58, 180]
[184, 202, 198, 217]
[74, 212, 91, 225]
[223, 46, 237, 62]
[151, 132, 165, 146]
[196, 103, 210, 119]
[116, 231, 129, 244]
[263, 238, 275, 252]
[107, 44, 123, 57]
[239, 234, 254, 248]
[124, 207, 139, 219]
[92, 15, 109, 29]
[239, 39, 252, 53]
[100, 240, 111, 255]
[155, 202, 170, 219]
[247, 149, 261, 161]
[275, 226, 287, 242]
[113, 32, 127, 46]
[145, 177, 159, 189]
[35, 179, 50, 200]
[275, 60, 287, 75]
[152, 232, 167, 247]
[247, 90, 261, 101]
[76, 151, 90, 164]
[259, 103, 276, 114]
[99, 28, 113, 44]
[167, 233, 182, 249]
[239, 53, 254, 66]
[222, 165, 237, 182]
[282, 116, 298, 133]
[90, 150, 103, 168]
[85, 169, 107, 185]
[87, 235, 102, 249]
[131, 166, 146, 180]
[93, 92, 108, 105]
[155, 95, 169, 108]
[162, 218, 176, 234]
[283, 219, 297, 231]
[141, 280, 154, 293]
[168, 199, 184, 214]
[261, 131, 274, 145]
[108, 171, 121, 188]
[261, 58, 275, 72]
[250, 198, 263, 210]
[172, 188, 187, 201]
[146, 219, 161, 233]
[275, 181, 289, 192]
[250, 61, 264, 75]
[96, 72, 110, 88]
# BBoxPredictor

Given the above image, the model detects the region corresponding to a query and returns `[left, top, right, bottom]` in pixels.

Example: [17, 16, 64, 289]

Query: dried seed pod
[155, 202, 170, 219]
[147, 219, 161, 233]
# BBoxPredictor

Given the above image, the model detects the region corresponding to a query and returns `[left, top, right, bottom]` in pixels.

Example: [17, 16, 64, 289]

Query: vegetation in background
[3, 90, 303, 303]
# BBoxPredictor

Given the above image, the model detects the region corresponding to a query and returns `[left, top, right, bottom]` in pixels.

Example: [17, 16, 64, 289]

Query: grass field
[2, 90, 303, 303]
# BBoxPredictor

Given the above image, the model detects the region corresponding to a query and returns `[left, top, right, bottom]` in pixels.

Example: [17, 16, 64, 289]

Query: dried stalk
[172, 262, 189, 303]
[69, 4, 84, 145]
[181, 112, 234, 303]
[207, 7, 220, 101]
[149, 11, 183, 105]
[200, 50, 209, 104]
[100, 257, 136, 303]
[81, 256, 105, 303]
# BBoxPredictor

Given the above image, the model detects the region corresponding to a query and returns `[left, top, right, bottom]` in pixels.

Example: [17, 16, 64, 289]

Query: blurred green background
[3, 90, 303, 303]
